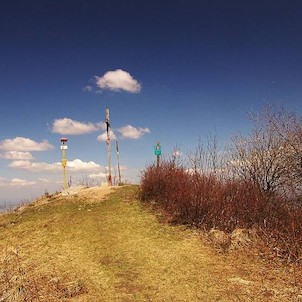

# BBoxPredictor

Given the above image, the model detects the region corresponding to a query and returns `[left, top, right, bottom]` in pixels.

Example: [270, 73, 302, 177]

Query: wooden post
[105, 108, 112, 186]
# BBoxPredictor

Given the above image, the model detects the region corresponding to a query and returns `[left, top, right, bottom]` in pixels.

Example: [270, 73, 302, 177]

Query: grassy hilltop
[0, 185, 301, 301]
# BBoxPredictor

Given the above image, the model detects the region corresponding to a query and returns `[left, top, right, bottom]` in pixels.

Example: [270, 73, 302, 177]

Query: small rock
[228, 277, 252, 285]
[50, 277, 60, 284]
[208, 229, 230, 250]
[230, 228, 252, 249]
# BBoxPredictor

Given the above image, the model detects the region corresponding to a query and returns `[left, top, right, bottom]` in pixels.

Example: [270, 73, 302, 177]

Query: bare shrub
[140, 159, 302, 262]
[186, 135, 226, 179]
[141, 105, 302, 262]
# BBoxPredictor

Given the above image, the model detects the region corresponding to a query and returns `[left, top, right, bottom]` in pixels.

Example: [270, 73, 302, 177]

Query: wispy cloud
[0, 177, 36, 187]
[38, 178, 51, 183]
[0, 151, 33, 160]
[0, 137, 53, 152]
[82, 85, 93, 92]
[95, 69, 141, 93]
[99, 122, 107, 131]
[118, 125, 150, 139]
[9, 160, 60, 171]
[9, 159, 102, 173]
[52, 118, 102, 135]
[97, 130, 117, 142]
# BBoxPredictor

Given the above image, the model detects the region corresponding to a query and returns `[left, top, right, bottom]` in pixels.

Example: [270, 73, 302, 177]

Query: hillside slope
[0, 186, 301, 301]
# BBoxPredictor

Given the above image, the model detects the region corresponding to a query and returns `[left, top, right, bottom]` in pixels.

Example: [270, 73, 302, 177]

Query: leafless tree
[230, 128, 287, 194]
[260, 105, 302, 191]
[230, 104, 302, 196]
[186, 134, 225, 178]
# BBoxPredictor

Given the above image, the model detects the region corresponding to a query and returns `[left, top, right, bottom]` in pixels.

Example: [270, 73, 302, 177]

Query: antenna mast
[116, 140, 122, 185]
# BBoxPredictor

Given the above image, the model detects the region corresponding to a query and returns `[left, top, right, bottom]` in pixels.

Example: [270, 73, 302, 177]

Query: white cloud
[95, 69, 141, 93]
[38, 178, 51, 183]
[67, 159, 101, 172]
[118, 125, 150, 139]
[9, 160, 60, 171]
[115, 165, 128, 171]
[97, 130, 117, 142]
[99, 122, 107, 131]
[88, 172, 107, 179]
[9, 159, 102, 173]
[0, 137, 53, 152]
[0, 177, 36, 187]
[52, 118, 102, 135]
[11, 178, 36, 186]
[0, 151, 33, 160]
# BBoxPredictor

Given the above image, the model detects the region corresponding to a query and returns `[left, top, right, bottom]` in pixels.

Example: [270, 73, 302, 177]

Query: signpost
[154, 142, 161, 168]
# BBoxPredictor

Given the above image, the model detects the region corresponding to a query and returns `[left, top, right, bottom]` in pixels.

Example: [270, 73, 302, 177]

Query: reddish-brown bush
[140, 160, 302, 262]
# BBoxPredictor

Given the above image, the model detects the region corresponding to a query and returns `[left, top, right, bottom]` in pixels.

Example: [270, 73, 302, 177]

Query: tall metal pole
[105, 108, 112, 186]
[60, 138, 68, 190]
[116, 140, 122, 185]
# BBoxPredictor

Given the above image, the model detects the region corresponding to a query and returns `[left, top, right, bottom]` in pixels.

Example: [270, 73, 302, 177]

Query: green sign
[154, 144, 161, 155]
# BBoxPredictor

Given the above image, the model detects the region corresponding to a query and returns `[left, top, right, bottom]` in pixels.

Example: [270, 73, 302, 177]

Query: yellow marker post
[60, 137, 68, 190]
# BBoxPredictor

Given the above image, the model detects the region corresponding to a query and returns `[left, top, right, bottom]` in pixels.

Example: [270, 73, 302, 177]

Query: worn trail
[0, 186, 300, 301]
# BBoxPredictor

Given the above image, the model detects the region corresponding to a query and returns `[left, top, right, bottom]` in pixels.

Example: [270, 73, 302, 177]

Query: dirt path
[0, 186, 301, 301]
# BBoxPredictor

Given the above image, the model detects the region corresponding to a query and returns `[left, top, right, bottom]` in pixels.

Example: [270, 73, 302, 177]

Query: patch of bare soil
[12, 185, 117, 213]
[74, 185, 117, 202]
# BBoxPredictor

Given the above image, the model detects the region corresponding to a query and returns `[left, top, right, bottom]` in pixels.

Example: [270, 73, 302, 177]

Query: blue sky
[1, 0, 302, 204]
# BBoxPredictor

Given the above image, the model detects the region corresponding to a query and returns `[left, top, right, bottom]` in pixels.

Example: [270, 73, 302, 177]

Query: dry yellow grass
[0, 185, 302, 301]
